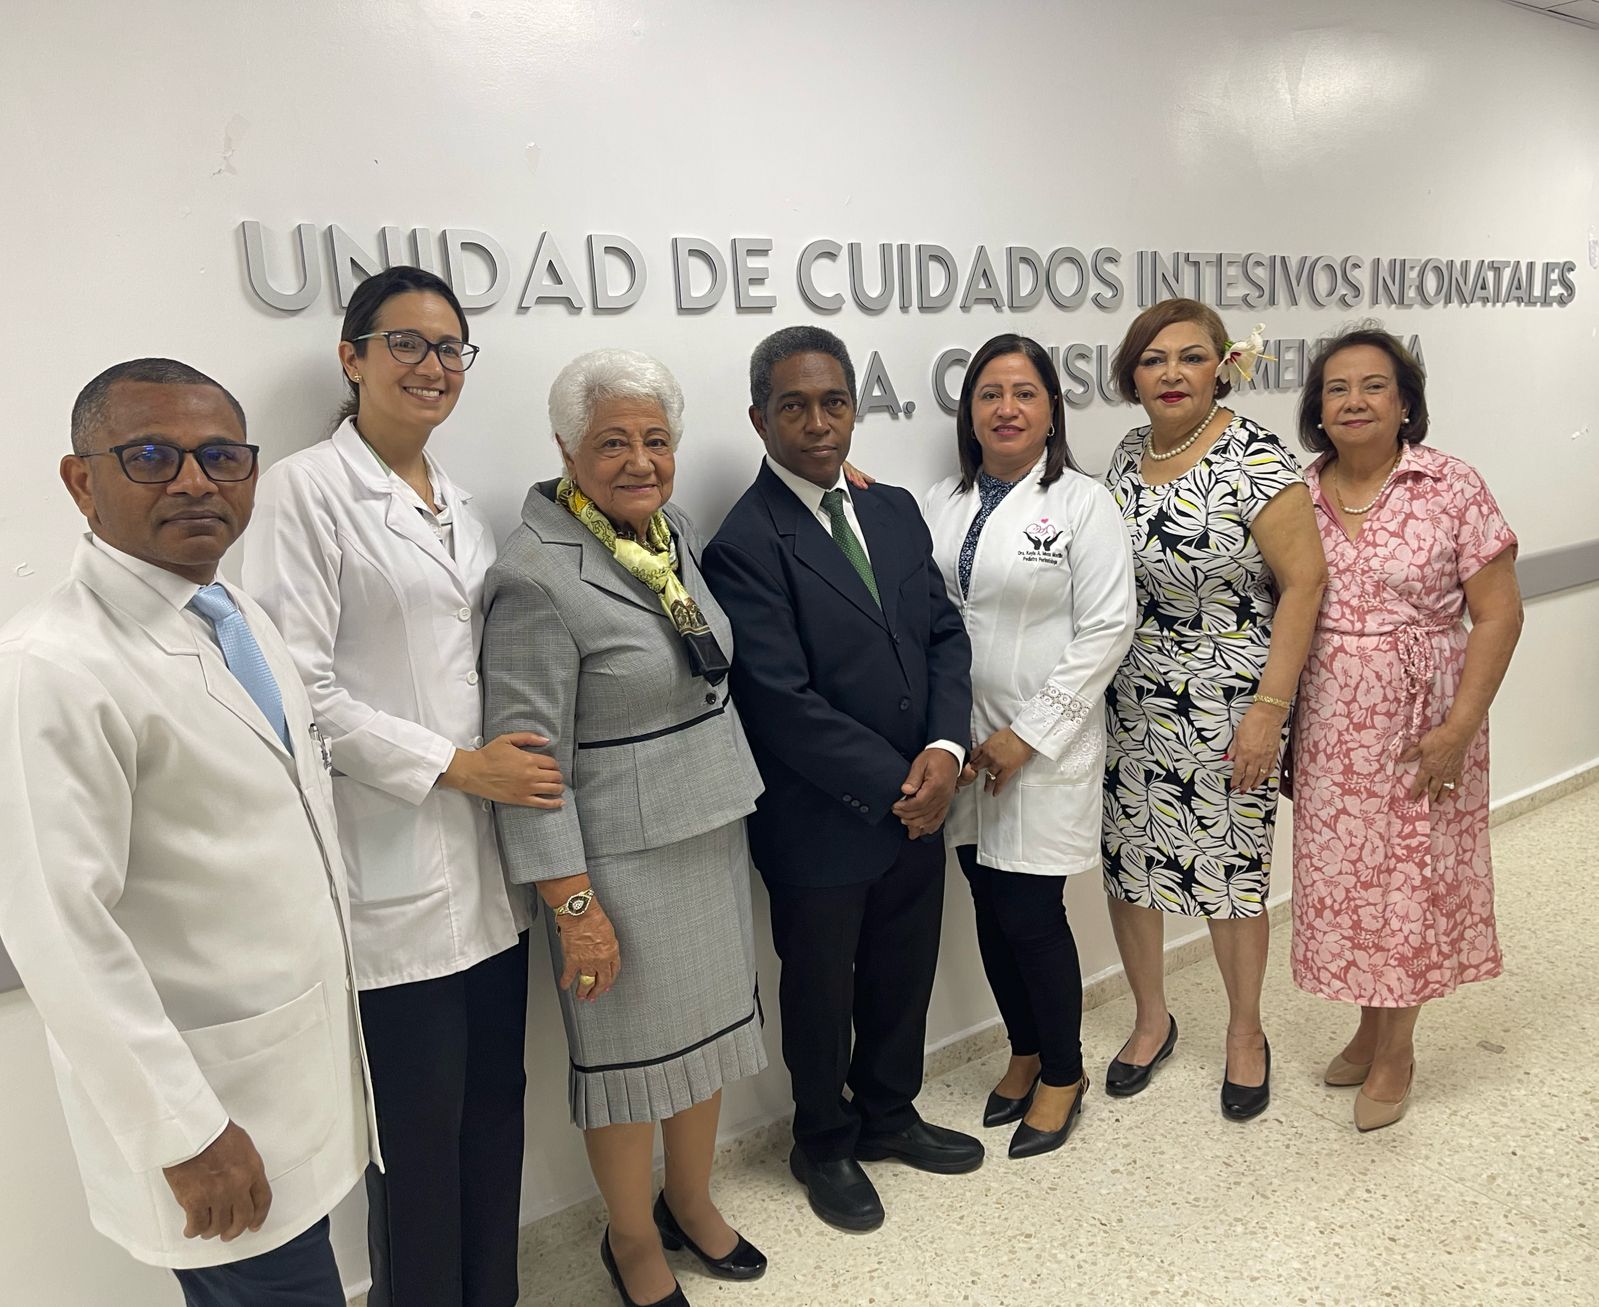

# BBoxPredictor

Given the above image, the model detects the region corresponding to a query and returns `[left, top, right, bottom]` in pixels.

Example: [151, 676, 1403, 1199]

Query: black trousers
[359, 932, 530, 1307]
[173, 1217, 342, 1307]
[765, 838, 945, 1162]
[957, 846, 1084, 1086]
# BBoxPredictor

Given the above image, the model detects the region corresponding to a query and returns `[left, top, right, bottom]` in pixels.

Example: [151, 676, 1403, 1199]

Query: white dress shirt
[763, 454, 965, 768]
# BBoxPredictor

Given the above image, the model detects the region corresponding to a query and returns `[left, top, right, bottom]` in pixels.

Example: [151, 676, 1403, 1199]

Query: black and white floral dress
[1101, 415, 1302, 919]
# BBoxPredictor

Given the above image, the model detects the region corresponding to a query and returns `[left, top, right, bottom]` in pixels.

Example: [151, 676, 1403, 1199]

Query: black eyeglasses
[79, 441, 261, 484]
[350, 330, 480, 372]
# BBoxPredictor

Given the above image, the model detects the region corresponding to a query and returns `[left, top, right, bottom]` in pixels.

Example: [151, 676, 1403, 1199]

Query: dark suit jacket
[702, 463, 972, 888]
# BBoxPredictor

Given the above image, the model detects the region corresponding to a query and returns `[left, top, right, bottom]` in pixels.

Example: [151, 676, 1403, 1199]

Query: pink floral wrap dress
[1290, 443, 1516, 1007]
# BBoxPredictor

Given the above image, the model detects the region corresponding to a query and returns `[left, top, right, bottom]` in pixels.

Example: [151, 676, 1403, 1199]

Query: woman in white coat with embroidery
[241, 266, 563, 1307]
[922, 333, 1135, 1160]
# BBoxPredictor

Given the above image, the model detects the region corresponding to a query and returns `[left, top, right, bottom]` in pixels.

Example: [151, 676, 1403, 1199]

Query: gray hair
[549, 348, 685, 455]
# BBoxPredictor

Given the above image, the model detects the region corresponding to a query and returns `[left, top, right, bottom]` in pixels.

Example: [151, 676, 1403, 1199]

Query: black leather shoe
[855, 1120, 985, 1174]
[983, 1074, 1040, 1128]
[1008, 1075, 1088, 1160]
[600, 1228, 689, 1307]
[1221, 1036, 1271, 1121]
[653, 1193, 767, 1281]
[788, 1148, 884, 1232]
[1104, 1014, 1178, 1098]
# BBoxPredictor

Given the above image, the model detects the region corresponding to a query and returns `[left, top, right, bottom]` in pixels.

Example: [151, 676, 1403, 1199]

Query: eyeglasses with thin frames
[78, 441, 261, 484]
[350, 330, 480, 372]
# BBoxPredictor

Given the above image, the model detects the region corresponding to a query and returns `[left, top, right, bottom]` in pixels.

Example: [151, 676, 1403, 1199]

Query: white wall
[2, 1, 1596, 1300]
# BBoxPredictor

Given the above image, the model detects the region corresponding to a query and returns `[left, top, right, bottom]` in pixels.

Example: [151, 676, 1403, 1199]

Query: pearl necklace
[1331, 449, 1403, 514]
[1146, 402, 1221, 462]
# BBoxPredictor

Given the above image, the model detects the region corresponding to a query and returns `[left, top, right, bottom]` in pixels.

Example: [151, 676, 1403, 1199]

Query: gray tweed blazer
[482, 482, 764, 883]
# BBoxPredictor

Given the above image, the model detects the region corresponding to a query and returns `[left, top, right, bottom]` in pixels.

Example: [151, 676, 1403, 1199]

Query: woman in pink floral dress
[1290, 326, 1523, 1132]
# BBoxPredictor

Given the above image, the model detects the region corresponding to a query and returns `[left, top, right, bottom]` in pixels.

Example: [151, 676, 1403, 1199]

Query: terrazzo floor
[411, 785, 1599, 1306]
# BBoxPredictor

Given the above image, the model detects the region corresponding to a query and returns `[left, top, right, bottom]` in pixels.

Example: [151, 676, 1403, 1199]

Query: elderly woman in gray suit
[482, 349, 768, 1307]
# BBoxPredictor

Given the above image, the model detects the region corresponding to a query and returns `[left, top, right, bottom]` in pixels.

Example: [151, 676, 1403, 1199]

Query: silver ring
[1442, 782, 1457, 790]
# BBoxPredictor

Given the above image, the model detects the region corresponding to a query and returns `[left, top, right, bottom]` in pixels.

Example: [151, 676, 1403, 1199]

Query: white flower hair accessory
[1218, 324, 1275, 389]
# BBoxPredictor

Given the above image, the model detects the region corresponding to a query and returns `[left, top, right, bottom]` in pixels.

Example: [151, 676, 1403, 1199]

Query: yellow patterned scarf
[556, 478, 729, 683]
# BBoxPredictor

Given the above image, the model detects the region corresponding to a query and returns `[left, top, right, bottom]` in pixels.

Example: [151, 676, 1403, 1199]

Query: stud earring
[350, 373, 362, 383]
[1402, 414, 1410, 424]
[1316, 422, 1324, 429]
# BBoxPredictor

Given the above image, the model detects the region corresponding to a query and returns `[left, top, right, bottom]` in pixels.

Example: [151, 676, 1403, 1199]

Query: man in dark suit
[703, 326, 982, 1233]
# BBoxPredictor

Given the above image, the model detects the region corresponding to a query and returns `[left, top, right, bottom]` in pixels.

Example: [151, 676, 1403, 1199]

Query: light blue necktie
[188, 583, 291, 750]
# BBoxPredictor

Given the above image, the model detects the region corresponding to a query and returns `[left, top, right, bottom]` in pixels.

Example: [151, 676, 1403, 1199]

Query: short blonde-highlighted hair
[549, 348, 685, 455]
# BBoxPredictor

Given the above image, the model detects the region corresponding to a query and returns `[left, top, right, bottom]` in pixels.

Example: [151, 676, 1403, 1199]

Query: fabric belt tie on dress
[1391, 621, 1458, 753]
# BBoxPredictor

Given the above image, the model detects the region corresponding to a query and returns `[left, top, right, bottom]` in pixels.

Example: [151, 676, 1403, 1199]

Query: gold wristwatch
[553, 888, 596, 918]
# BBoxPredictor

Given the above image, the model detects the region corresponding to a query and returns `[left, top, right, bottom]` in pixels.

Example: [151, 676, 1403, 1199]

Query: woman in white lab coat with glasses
[243, 265, 561, 1307]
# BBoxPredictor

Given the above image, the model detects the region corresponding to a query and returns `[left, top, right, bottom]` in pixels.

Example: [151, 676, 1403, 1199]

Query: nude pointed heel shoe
[1324, 1052, 1373, 1087]
[1354, 1064, 1414, 1132]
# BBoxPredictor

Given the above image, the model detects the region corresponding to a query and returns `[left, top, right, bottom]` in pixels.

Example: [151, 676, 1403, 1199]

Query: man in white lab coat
[0, 358, 378, 1306]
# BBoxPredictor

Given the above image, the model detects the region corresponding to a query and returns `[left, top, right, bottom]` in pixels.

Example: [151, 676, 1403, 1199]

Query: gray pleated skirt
[547, 818, 767, 1128]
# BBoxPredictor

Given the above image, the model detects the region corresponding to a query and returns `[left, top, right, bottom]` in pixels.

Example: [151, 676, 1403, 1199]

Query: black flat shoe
[983, 1074, 1040, 1128]
[653, 1193, 767, 1281]
[1221, 1036, 1271, 1121]
[788, 1148, 884, 1232]
[1104, 1013, 1178, 1098]
[1008, 1075, 1088, 1160]
[600, 1228, 689, 1307]
[856, 1119, 985, 1174]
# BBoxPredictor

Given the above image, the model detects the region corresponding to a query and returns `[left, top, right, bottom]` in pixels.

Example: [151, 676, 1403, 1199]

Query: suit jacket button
[842, 793, 853, 803]
[898, 697, 910, 711]
[705, 692, 717, 705]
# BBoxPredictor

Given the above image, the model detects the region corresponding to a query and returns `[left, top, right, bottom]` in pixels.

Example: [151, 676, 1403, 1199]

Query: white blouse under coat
[242, 419, 526, 989]
[923, 455, 1137, 876]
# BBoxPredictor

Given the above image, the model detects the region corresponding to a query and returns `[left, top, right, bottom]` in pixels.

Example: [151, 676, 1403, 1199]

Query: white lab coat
[242, 420, 525, 989]
[923, 457, 1136, 875]
[0, 539, 377, 1269]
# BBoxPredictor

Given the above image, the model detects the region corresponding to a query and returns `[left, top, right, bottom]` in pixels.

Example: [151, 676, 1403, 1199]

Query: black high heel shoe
[600, 1228, 689, 1307]
[1104, 1014, 1178, 1098]
[653, 1193, 767, 1281]
[1008, 1075, 1088, 1160]
[1221, 1036, 1271, 1121]
[982, 1073, 1040, 1128]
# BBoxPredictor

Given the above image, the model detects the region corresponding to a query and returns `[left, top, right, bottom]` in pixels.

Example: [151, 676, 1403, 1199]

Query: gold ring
[578, 973, 597, 986]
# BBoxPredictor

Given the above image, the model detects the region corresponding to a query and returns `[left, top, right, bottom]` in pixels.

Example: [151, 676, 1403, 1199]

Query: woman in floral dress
[1289, 326, 1522, 1131]
[1101, 299, 1327, 1120]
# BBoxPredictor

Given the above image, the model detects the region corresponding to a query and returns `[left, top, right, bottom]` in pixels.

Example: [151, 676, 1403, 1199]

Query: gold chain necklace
[1146, 402, 1221, 462]
[1331, 449, 1403, 514]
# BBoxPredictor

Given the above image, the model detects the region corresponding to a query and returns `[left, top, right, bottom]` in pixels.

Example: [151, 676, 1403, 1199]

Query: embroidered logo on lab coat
[1018, 517, 1065, 564]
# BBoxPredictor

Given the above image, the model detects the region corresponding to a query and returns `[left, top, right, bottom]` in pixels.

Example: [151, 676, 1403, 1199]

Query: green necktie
[820, 488, 880, 607]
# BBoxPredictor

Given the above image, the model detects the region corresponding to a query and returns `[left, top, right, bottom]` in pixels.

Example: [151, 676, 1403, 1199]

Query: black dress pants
[957, 846, 1084, 1086]
[359, 932, 530, 1307]
[174, 1217, 343, 1307]
[765, 838, 945, 1162]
